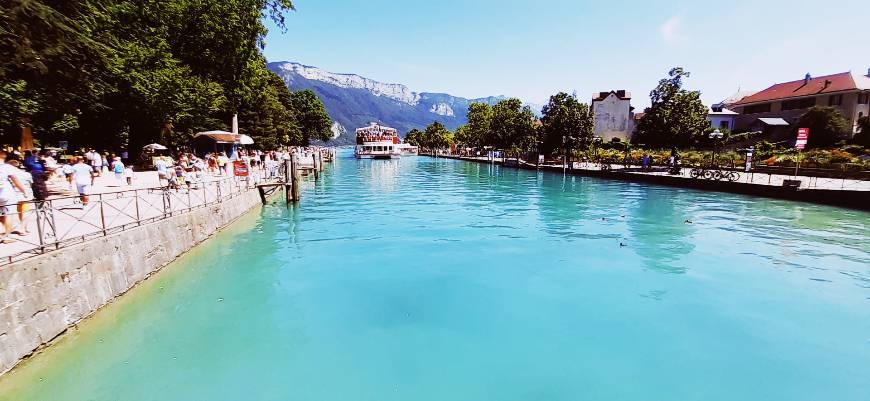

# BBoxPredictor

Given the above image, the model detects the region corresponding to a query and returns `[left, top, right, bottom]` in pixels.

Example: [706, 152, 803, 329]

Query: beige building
[591, 90, 634, 142]
[727, 70, 870, 138]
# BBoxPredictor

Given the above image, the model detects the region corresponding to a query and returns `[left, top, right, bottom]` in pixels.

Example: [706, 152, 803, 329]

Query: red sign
[233, 160, 249, 177]
[795, 128, 809, 150]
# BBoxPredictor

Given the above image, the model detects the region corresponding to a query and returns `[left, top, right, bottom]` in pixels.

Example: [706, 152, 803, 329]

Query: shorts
[76, 184, 91, 196]
[92, 165, 101, 173]
[0, 198, 16, 215]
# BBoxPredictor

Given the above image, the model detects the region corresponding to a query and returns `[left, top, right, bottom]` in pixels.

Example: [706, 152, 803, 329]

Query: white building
[707, 106, 738, 131]
[591, 90, 634, 142]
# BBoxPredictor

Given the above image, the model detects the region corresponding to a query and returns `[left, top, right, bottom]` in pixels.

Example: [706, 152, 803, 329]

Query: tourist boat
[354, 123, 401, 159]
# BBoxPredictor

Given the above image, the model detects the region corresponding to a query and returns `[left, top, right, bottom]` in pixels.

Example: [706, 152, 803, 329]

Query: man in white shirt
[155, 158, 168, 186]
[0, 151, 27, 241]
[71, 157, 95, 206]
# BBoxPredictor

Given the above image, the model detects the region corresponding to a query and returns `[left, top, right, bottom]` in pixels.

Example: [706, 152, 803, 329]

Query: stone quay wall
[0, 187, 269, 375]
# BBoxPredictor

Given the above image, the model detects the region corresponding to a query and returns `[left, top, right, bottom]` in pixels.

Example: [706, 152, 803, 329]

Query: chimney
[866, 67, 870, 77]
[804, 73, 811, 84]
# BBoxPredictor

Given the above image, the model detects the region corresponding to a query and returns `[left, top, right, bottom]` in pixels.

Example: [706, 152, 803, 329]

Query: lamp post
[709, 129, 723, 167]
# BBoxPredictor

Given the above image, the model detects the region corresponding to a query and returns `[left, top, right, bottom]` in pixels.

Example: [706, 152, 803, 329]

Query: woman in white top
[8, 160, 33, 235]
[0, 151, 27, 242]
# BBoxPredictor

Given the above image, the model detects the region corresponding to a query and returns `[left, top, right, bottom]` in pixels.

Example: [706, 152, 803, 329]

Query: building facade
[591, 90, 634, 142]
[727, 70, 870, 138]
[707, 106, 738, 131]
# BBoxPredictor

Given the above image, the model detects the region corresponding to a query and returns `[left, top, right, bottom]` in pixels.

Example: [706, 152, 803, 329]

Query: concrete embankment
[429, 155, 870, 211]
[0, 187, 273, 375]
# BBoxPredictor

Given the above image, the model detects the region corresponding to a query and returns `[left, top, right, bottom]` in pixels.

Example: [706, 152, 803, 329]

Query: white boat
[396, 142, 418, 156]
[355, 123, 401, 159]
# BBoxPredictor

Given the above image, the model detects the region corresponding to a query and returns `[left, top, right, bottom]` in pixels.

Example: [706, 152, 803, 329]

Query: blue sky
[263, 0, 870, 108]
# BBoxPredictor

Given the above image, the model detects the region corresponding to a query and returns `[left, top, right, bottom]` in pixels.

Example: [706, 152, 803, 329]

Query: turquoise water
[2, 152, 869, 400]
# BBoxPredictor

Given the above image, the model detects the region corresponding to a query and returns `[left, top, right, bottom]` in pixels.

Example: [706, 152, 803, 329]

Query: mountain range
[267, 61, 542, 145]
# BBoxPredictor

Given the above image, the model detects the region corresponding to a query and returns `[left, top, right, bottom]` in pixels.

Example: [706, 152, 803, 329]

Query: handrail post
[35, 201, 45, 253]
[134, 189, 141, 226]
[99, 194, 107, 235]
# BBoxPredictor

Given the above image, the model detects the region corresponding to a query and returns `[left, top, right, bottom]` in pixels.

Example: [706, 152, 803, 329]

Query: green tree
[422, 121, 452, 150]
[852, 116, 870, 147]
[795, 107, 850, 148]
[465, 102, 492, 148]
[237, 71, 299, 149]
[540, 92, 593, 156]
[490, 98, 536, 154]
[404, 128, 423, 147]
[289, 89, 333, 144]
[633, 67, 708, 148]
[0, 0, 109, 143]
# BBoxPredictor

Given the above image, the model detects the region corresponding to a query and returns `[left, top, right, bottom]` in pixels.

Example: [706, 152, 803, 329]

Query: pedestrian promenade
[429, 154, 870, 209]
[0, 170, 265, 265]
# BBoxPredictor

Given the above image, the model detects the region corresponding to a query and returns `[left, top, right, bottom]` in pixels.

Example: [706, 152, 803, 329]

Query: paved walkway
[0, 170, 267, 264]
[447, 155, 870, 191]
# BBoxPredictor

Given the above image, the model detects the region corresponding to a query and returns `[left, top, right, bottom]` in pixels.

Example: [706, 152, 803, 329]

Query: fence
[0, 176, 266, 266]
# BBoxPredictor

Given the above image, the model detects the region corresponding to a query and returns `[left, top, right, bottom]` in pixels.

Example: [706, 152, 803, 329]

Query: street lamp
[709, 129, 724, 167]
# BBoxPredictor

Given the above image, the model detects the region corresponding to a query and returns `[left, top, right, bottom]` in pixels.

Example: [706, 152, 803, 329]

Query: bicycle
[690, 166, 708, 179]
[714, 170, 740, 182]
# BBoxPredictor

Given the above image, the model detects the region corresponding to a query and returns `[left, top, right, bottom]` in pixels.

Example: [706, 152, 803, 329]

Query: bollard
[290, 152, 301, 202]
[312, 153, 319, 180]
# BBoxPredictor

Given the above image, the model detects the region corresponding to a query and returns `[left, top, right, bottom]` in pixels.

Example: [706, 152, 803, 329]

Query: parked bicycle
[689, 166, 740, 181]
[712, 170, 740, 181]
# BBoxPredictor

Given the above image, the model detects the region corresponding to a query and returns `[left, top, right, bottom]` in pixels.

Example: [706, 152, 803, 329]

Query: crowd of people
[0, 146, 328, 243]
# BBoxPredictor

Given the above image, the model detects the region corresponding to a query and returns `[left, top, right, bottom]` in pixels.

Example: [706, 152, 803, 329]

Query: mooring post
[312, 153, 319, 180]
[284, 159, 292, 203]
[290, 152, 301, 202]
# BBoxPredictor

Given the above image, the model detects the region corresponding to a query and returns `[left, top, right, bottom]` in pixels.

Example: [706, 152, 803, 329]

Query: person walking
[72, 157, 94, 207]
[217, 152, 229, 176]
[0, 151, 27, 242]
[155, 157, 169, 186]
[111, 157, 125, 186]
[90, 150, 103, 185]
[8, 160, 33, 235]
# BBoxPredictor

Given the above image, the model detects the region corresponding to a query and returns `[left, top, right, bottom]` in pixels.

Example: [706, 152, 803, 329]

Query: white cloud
[660, 14, 684, 44]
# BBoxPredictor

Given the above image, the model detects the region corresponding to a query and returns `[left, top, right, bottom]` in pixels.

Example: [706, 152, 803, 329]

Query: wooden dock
[256, 149, 332, 205]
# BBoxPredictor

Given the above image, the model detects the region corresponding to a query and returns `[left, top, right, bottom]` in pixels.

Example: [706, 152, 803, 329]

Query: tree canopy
[0, 0, 332, 152]
[796, 107, 850, 148]
[489, 98, 536, 153]
[540, 92, 593, 155]
[632, 67, 708, 148]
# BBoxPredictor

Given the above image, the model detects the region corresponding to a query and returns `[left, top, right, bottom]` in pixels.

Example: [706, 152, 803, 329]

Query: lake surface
[2, 151, 869, 401]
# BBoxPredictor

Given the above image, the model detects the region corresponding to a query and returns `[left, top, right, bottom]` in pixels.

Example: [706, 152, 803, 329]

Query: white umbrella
[238, 134, 254, 145]
[143, 143, 168, 151]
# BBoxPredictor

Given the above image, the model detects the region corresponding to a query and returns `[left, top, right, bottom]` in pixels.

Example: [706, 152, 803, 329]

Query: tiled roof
[592, 90, 631, 101]
[732, 72, 861, 106]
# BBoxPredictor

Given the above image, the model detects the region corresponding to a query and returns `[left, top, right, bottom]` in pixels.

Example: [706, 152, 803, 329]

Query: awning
[194, 130, 239, 144]
[143, 143, 168, 150]
[757, 118, 790, 126]
[238, 134, 255, 145]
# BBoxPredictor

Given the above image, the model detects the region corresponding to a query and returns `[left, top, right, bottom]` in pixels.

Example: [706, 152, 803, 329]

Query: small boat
[354, 122, 401, 159]
[396, 142, 418, 156]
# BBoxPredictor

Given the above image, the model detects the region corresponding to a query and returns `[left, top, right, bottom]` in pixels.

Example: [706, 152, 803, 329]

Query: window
[719, 121, 730, 129]
[781, 97, 816, 111]
[743, 103, 771, 114]
[828, 94, 843, 106]
[859, 93, 870, 104]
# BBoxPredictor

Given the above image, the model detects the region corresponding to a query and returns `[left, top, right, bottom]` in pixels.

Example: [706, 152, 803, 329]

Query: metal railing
[0, 176, 264, 266]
